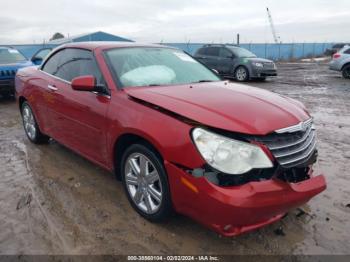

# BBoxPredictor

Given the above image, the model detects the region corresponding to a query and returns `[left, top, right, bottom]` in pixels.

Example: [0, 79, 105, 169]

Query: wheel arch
[341, 62, 350, 71]
[112, 132, 164, 180]
[18, 96, 27, 113]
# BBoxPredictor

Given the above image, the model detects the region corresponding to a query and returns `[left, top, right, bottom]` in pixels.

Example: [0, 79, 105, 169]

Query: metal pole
[278, 42, 281, 61]
[237, 34, 240, 46]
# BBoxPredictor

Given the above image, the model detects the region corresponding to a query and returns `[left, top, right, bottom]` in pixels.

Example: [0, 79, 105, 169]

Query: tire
[120, 143, 172, 222]
[21, 101, 50, 144]
[235, 66, 249, 82]
[342, 64, 350, 79]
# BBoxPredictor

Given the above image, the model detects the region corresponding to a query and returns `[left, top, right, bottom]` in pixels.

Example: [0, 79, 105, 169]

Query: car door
[195, 47, 220, 71]
[45, 48, 110, 165]
[218, 47, 235, 75]
[31, 50, 64, 131]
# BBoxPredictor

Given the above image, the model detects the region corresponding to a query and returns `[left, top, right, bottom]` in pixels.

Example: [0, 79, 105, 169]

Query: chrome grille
[248, 119, 317, 168]
[263, 62, 275, 69]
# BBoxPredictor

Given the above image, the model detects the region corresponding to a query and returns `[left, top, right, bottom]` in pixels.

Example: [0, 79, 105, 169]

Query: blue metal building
[9, 31, 133, 58]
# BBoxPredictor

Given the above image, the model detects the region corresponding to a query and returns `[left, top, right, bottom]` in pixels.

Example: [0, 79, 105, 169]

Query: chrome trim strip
[269, 126, 313, 150]
[274, 131, 315, 158]
[278, 139, 317, 166]
[275, 118, 313, 134]
[39, 69, 111, 99]
[39, 69, 71, 84]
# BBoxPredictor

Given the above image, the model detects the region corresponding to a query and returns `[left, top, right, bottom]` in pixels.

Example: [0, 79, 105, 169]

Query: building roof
[56, 41, 176, 51]
[48, 31, 133, 45]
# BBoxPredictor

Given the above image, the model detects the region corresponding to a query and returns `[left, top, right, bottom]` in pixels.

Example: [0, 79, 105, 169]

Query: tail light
[333, 53, 341, 59]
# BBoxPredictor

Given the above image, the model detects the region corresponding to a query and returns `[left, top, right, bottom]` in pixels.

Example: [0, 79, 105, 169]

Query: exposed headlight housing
[253, 62, 264, 68]
[192, 128, 273, 175]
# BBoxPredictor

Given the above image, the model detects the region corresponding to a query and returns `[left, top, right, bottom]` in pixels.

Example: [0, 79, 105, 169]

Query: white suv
[329, 45, 350, 79]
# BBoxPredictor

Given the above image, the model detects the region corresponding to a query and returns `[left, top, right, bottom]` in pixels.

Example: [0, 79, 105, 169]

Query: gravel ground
[0, 62, 349, 255]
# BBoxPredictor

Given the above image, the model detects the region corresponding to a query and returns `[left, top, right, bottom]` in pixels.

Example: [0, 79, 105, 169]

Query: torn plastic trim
[172, 161, 312, 187]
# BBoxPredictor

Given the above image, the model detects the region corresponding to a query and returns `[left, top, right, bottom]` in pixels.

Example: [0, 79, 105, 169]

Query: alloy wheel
[124, 153, 163, 214]
[236, 67, 248, 81]
[22, 105, 37, 140]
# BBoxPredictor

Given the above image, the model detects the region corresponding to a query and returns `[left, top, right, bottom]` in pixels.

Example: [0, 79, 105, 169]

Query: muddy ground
[0, 62, 349, 255]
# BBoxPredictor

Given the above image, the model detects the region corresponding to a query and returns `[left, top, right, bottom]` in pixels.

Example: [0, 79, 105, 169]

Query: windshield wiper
[191, 80, 216, 83]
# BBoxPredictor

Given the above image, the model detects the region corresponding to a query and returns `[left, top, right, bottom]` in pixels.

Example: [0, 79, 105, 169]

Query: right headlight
[192, 128, 273, 175]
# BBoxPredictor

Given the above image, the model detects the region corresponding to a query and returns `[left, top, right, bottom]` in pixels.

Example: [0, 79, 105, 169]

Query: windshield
[105, 47, 220, 88]
[227, 47, 256, 58]
[0, 48, 27, 64]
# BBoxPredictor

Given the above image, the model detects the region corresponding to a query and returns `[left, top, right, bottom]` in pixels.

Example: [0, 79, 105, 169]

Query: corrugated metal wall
[163, 43, 333, 60]
[11, 42, 333, 61]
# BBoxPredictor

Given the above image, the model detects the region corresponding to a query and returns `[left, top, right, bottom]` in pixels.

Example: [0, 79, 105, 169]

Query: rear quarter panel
[15, 66, 46, 129]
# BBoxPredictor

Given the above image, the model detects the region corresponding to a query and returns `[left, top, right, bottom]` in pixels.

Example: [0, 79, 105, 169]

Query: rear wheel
[21, 102, 50, 144]
[342, 64, 350, 79]
[121, 144, 172, 222]
[235, 66, 249, 82]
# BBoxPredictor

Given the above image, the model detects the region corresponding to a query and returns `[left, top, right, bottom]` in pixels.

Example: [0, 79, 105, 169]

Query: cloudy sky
[0, 0, 349, 44]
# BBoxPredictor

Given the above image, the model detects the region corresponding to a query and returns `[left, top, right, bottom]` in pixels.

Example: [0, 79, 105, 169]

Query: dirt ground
[0, 62, 349, 255]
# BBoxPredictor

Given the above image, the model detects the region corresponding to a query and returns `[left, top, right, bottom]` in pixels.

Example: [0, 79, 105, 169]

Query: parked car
[0, 47, 33, 98]
[193, 44, 277, 81]
[0, 46, 51, 98]
[324, 43, 350, 56]
[31, 47, 52, 65]
[15, 42, 326, 236]
[329, 45, 350, 79]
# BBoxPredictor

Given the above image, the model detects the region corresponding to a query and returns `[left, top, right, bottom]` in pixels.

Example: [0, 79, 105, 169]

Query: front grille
[0, 69, 17, 77]
[263, 62, 275, 69]
[248, 119, 317, 168]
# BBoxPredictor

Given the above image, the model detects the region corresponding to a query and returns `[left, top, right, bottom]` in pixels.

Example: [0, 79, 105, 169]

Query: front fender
[106, 93, 205, 170]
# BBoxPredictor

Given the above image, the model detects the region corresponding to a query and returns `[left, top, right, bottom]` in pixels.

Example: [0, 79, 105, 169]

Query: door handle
[47, 84, 58, 91]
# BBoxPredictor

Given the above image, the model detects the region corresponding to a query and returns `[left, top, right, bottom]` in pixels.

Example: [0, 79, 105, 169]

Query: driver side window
[42, 48, 105, 87]
[42, 50, 63, 76]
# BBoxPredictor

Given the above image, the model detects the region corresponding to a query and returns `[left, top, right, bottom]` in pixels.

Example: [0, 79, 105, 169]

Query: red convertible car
[15, 42, 326, 236]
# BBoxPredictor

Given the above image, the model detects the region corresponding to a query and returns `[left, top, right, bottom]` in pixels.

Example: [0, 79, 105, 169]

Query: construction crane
[266, 7, 281, 44]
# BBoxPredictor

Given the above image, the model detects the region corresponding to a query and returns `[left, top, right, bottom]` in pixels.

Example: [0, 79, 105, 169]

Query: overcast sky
[0, 0, 349, 44]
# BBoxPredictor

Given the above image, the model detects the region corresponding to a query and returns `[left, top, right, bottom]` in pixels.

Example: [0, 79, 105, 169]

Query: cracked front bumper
[166, 162, 326, 236]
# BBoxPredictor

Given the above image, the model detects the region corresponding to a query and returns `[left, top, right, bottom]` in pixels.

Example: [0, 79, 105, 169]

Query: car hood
[125, 81, 310, 135]
[246, 57, 274, 63]
[0, 60, 33, 69]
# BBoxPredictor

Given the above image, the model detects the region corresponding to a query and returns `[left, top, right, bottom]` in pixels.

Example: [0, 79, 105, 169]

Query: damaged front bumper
[166, 161, 326, 236]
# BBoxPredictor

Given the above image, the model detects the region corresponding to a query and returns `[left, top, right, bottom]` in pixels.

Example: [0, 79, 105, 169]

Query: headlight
[253, 62, 264, 68]
[192, 128, 273, 175]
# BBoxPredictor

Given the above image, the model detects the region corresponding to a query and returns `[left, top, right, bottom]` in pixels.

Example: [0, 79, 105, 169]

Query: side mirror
[71, 75, 96, 91]
[31, 57, 43, 65]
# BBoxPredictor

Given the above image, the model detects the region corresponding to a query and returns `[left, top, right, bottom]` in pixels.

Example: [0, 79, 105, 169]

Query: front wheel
[21, 102, 50, 144]
[235, 66, 249, 82]
[121, 144, 173, 222]
[342, 65, 350, 79]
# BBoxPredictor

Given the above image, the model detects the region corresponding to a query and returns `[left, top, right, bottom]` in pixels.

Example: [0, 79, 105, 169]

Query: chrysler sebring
[15, 42, 326, 236]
